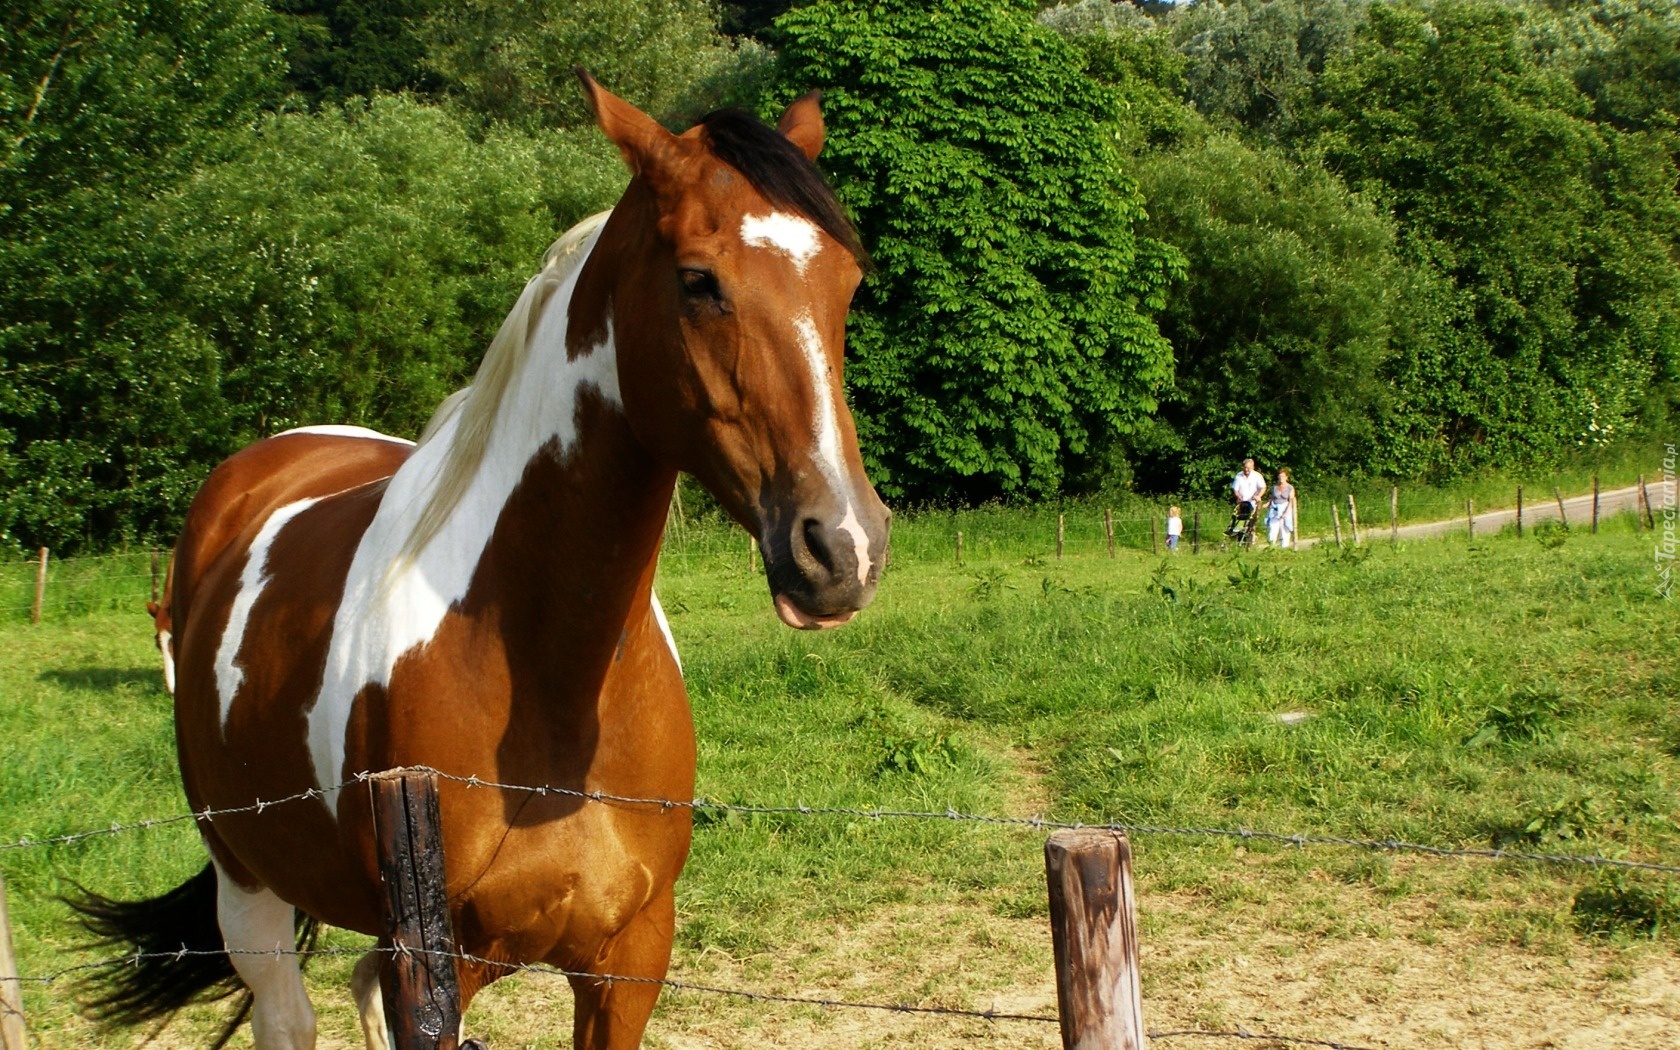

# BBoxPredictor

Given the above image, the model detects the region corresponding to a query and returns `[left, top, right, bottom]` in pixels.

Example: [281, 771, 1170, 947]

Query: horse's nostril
[801, 518, 838, 576]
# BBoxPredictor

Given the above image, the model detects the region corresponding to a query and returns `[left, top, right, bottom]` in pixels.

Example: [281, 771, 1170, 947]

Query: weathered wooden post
[369, 769, 465, 1050]
[1591, 474, 1600, 534]
[1516, 486, 1524, 538]
[1641, 474, 1656, 531]
[150, 548, 161, 605]
[1149, 516, 1158, 557]
[1331, 504, 1344, 548]
[1057, 514, 1065, 560]
[1105, 509, 1115, 559]
[955, 530, 963, 567]
[30, 548, 47, 625]
[1390, 486, 1399, 546]
[1554, 486, 1568, 527]
[1346, 494, 1361, 546]
[0, 874, 26, 1050]
[748, 536, 758, 574]
[1466, 499, 1475, 539]
[1191, 512, 1200, 555]
[1044, 829, 1144, 1050]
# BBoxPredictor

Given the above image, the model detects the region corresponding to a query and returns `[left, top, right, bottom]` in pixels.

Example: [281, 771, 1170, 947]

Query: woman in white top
[1267, 468, 1297, 548]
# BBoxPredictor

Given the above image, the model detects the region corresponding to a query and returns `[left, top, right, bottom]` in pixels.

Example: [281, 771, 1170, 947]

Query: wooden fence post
[0, 874, 26, 1050]
[1105, 509, 1115, 559]
[1390, 486, 1399, 546]
[1044, 829, 1145, 1050]
[1592, 474, 1600, 534]
[1467, 499, 1475, 539]
[1331, 505, 1344, 548]
[748, 536, 758, 575]
[1641, 475, 1656, 531]
[1516, 486, 1524, 538]
[150, 548, 160, 605]
[1149, 516, 1158, 557]
[1347, 494, 1361, 546]
[30, 548, 47, 625]
[955, 530, 963, 568]
[1554, 487, 1568, 528]
[369, 769, 465, 1050]
[1191, 512, 1200, 555]
[1057, 514, 1065, 560]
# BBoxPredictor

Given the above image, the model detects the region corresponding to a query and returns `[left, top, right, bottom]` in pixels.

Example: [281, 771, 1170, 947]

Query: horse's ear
[776, 91, 825, 161]
[576, 68, 678, 176]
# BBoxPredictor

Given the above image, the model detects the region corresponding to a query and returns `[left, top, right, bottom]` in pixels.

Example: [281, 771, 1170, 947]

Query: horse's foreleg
[567, 890, 676, 1050]
[350, 949, 390, 1050]
[212, 859, 317, 1050]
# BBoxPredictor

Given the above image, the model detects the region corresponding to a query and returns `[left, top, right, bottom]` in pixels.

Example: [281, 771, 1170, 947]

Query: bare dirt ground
[438, 887, 1680, 1050]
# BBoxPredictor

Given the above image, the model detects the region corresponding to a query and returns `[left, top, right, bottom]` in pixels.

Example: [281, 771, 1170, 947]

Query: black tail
[66, 864, 320, 1049]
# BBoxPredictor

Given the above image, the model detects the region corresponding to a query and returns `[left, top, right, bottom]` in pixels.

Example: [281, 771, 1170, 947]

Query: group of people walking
[1161, 457, 1298, 552]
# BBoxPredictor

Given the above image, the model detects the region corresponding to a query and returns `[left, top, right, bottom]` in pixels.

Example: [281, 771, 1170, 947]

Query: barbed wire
[5, 767, 1675, 876]
[0, 943, 1376, 1049]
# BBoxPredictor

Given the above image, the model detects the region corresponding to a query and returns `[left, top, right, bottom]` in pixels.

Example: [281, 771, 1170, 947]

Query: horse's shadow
[38, 667, 165, 694]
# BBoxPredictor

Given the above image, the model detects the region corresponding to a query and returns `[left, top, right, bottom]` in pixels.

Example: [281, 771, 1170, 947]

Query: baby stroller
[1224, 499, 1258, 549]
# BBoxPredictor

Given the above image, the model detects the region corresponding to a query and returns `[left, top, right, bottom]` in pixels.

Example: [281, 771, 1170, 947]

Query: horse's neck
[310, 244, 673, 796]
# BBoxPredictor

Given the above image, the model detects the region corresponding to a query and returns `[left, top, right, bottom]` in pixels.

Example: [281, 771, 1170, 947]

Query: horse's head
[574, 73, 890, 630]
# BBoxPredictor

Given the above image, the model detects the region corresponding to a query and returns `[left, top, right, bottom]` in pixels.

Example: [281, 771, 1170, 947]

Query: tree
[1315, 0, 1680, 473]
[1130, 134, 1404, 491]
[268, 0, 446, 107]
[0, 0, 284, 551]
[419, 0, 768, 131]
[769, 0, 1180, 501]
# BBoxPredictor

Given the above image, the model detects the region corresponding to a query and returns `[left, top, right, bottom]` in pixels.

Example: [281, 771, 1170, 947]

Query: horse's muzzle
[762, 495, 890, 630]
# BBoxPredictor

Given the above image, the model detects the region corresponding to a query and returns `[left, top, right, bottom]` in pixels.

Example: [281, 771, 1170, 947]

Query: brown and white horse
[76, 74, 889, 1050]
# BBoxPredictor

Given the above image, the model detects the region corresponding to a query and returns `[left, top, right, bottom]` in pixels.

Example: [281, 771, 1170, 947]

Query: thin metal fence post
[369, 769, 465, 1050]
[1045, 829, 1144, 1050]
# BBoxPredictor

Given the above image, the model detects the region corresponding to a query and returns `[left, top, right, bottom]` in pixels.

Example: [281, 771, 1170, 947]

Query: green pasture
[1, 501, 1676, 1045]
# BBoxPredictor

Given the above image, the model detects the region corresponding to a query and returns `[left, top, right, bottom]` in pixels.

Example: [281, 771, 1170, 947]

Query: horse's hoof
[460, 1040, 489, 1050]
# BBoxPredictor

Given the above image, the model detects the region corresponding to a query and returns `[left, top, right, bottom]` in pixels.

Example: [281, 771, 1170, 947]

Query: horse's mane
[394, 211, 613, 571]
[699, 108, 868, 265]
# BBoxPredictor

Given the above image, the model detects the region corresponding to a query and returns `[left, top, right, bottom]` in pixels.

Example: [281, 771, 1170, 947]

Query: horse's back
[168, 429, 414, 637]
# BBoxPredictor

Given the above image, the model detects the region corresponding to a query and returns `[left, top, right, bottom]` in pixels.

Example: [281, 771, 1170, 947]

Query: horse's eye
[679, 268, 720, 300]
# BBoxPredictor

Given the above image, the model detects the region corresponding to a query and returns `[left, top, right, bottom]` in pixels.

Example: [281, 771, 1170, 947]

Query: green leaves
[770, 0, 1177, 502]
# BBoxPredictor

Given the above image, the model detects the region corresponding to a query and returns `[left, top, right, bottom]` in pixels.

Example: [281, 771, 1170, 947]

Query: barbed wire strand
[0, 944, 1376, 1049]
[4, 768, 1675, 876]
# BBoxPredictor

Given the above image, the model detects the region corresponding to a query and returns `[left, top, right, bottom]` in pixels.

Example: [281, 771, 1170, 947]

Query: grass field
[2, 497, 1677, 1048]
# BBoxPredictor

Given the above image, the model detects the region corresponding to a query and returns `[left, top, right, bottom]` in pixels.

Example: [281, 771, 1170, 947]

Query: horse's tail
[66, 863, 320, 1049]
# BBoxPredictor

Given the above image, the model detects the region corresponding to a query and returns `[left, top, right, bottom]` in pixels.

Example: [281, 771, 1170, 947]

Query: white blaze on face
[215, 498, 322, 729]
[741, 212, 822, 275]
[792, 312, 873, 586]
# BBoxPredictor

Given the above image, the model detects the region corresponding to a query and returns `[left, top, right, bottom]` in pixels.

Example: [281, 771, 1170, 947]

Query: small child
[1165, 506, 1183, 551]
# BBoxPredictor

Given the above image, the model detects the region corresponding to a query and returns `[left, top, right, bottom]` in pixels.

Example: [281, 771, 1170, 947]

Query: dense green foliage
[770, 0, 1180, 500]
[2, 0, 1678, 549]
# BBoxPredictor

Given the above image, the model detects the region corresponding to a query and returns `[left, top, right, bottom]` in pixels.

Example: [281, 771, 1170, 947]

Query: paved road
[1293, 484, 1649, 550]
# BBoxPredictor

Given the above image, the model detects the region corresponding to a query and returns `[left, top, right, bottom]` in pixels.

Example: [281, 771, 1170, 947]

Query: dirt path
[1296, 484, 1647, 550]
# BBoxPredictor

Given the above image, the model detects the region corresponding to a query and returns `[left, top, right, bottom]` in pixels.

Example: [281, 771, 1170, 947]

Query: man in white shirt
[1228, 458, 1266, 536]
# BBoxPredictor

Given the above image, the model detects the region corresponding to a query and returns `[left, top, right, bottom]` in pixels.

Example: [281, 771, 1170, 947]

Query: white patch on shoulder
[277, 425, 415, 446]
[307, 224, 619, 811]
[651, 592, 681, 674]
[216, 498, 322, 729]
[741, 212, 821, 275]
